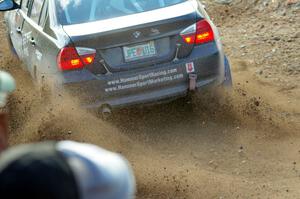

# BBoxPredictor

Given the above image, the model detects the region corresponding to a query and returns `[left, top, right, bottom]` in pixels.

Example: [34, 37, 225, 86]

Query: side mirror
[0, 0, 19, 11]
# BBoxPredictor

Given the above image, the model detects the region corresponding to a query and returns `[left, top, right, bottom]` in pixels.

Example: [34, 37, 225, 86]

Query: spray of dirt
[1, 2, 300, 197]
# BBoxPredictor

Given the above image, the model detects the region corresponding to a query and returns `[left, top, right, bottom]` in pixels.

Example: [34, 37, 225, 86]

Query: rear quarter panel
[20, 0, 71, 84]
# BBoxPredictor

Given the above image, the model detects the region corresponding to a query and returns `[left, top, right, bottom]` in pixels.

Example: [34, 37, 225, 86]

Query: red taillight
[57, 47, 83, 71]
[182, 34, 195, 44]
[57, 47, 96, 71]
[195, 20, 214, 44]
[82, 56, 94, 64]
[180, 19, 214, 45]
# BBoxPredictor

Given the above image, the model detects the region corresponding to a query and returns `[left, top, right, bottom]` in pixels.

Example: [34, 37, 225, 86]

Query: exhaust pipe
[99, 105, 112, 120]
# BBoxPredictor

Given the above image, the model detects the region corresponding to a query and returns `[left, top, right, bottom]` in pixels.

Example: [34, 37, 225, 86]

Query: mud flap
[189, 73, 197, 91]
[223, 56, 233, 87]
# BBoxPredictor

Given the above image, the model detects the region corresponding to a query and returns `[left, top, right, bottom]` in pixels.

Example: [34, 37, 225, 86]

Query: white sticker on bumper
[105, 69, 184, 93]
[185, 62, 195, 73]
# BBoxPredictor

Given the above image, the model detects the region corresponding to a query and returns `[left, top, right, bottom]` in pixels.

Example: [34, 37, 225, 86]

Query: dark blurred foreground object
[0, 71, 16, 151]
[0, 141, 136, 199]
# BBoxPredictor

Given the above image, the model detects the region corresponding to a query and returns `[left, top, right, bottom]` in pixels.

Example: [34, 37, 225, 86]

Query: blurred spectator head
[0, 141, 135, 199]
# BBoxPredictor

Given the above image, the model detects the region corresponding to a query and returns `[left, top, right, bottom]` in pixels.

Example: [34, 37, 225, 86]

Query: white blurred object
[58, 141, 136, 199]
[0, 71, 16, 107]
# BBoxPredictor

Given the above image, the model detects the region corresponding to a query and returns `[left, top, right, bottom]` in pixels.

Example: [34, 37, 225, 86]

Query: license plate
[123, 41, 156, 62]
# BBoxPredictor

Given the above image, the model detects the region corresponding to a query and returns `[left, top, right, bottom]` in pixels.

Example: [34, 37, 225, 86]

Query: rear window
[55, 0, 186, 25]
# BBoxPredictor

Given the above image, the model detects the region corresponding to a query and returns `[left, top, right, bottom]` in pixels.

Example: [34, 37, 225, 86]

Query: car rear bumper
[84, 76, 220, 109]
[56, 42, 225, 109]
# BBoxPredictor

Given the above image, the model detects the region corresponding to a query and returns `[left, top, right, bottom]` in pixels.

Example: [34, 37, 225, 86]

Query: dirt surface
[0, 1, 300, 198]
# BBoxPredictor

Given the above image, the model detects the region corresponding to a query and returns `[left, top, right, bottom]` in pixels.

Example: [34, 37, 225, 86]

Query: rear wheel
[189, 55, 233, 109]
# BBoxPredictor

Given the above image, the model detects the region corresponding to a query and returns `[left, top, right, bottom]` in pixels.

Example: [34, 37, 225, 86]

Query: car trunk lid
[62, 1, 198, 74]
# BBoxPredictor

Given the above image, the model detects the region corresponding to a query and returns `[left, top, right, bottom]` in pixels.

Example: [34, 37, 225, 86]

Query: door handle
[30, 38, 36, 46]
[16, 27, 21, 33]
